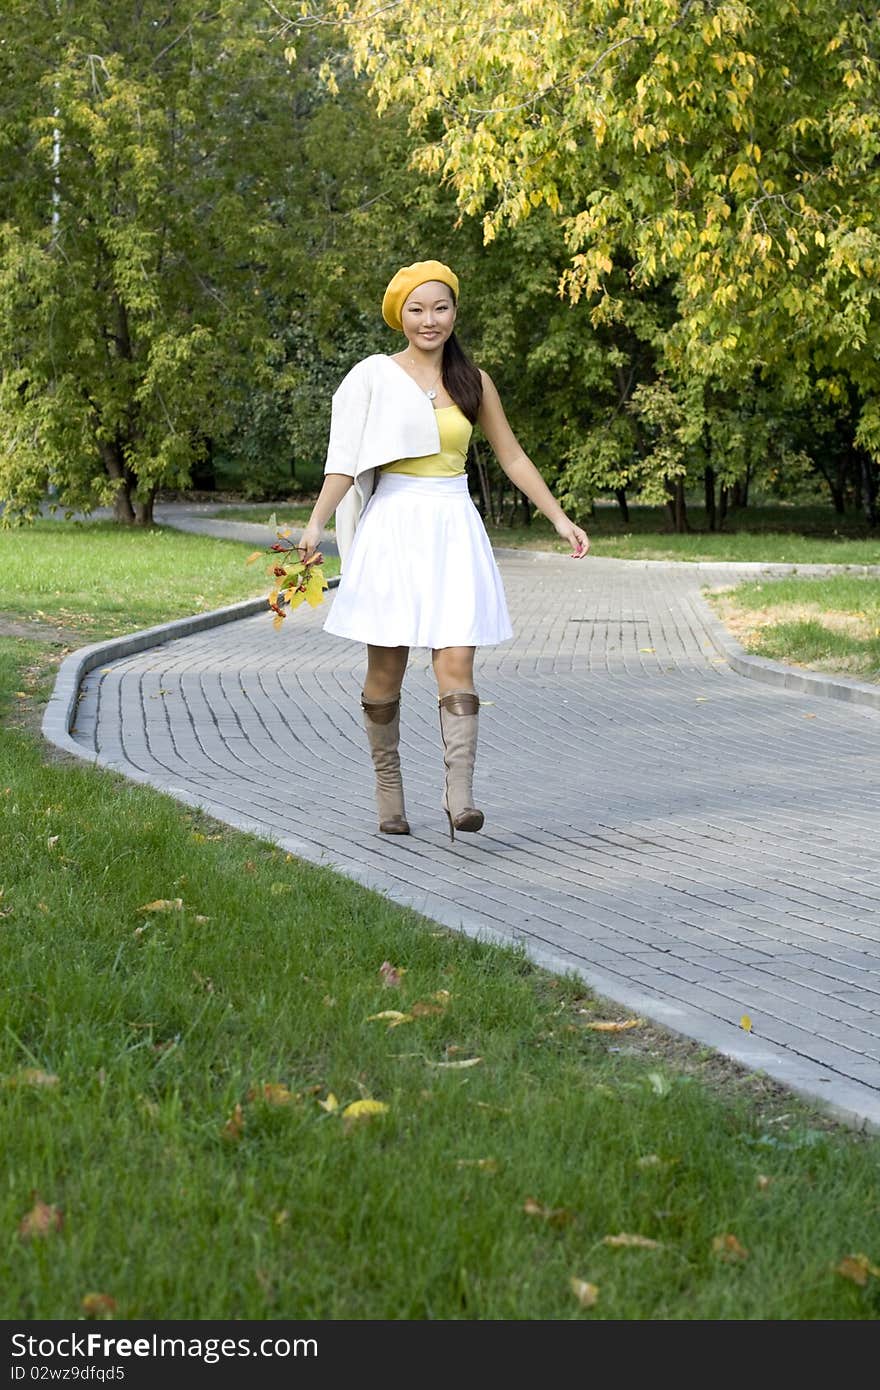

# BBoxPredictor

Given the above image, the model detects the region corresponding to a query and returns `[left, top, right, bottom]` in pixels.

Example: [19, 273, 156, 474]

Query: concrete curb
[693, 586, 880, 712]
[41, 583, 340, 761]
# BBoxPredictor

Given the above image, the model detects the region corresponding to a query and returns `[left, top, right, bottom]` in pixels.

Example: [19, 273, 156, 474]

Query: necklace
[405, 356, 442, 400]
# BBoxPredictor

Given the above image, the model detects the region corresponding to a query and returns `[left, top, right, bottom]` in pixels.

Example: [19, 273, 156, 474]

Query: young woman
[296, 260, 590, 841]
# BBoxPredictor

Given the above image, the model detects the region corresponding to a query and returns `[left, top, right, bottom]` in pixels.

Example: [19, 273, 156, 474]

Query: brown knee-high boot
[438, 691, 484, 842]
[361, 695, 410, 835]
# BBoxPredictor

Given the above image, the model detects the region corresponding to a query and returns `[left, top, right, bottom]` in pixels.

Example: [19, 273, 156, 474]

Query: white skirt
[323, 473, 514, 648]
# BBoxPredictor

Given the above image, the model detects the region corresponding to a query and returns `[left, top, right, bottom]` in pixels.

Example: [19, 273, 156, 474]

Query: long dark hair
[442, 320, 483, 424]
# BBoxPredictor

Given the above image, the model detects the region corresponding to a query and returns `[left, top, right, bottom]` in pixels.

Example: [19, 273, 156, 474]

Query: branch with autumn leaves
[246, 517, 328, 629]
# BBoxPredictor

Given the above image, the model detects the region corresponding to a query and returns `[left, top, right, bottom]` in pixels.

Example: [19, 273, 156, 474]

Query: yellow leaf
[221, 1102, 244, 1141]
[18, 1198, 63, 1241]
[366, 1010, 415, 1028]
[272, 613, 285, 631]
[342, 1099, 388, 1119]
[582, 1018, 644, 1032]
[245, 551, 262, 566]
[740, 1014, 753, 1032]
[247, 1083, 297, 1106]
[81, 1292, 117, 1319]
[836, 1254, 880, 1285]
[6, 1068, 59, 1088]
[318, 1092, 340, 1113]
[427, 1056, 483, 1069]
[524, 1197, 575, 1226]
[137, 898, 183, 913]
[712, 1233, 748, 1262]
[570, 1277, 599, 1308]
[603, 1233, 662, 1249]
[287, 590, 307, 610]
[410, 1000, 445, 1018]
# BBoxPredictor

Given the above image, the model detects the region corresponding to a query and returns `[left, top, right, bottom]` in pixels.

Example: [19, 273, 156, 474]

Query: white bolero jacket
[324, 354, 442, 566]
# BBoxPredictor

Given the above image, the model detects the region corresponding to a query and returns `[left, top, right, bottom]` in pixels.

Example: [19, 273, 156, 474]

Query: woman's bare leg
[364, 644, 409, 701]
[431, 645, 476, 697]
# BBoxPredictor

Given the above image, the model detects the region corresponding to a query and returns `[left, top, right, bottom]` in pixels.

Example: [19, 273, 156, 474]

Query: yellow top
[381, 404, 472, 477]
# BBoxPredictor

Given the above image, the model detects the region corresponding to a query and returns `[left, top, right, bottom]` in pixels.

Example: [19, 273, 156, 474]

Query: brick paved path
[70, 550, 880, 1127]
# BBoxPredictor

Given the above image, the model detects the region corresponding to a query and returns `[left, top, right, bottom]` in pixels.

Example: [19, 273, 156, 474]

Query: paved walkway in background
[61, 518, 880, 1129]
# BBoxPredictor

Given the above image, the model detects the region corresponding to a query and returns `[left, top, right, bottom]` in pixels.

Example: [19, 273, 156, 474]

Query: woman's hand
[554, 516, 590, 558]
[295, 522, 323, 562]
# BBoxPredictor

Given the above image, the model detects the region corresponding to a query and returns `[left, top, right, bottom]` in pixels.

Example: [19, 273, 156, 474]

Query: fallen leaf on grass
[18, 1198, 63, 1240]
[570, 1278, 599, 1309]
[455, 1158, 499, 1172]
[317, 1093, 339, 1113]
[247, 1083, 298, 1106]
[221, 1103, 245, 1141]
[342, 1099, 388, 1121]
[410, 1001, 446, 1018]
[582, 1017, 644, 1032]
[835, 1254, 880, 1286]
[603, 1233, 663, 1249]
[137, 898, 183, 913]
[646, 1071, 671, 1097]
[523, 1197, 575, 1227]
[379, 960, 406, 988]
[47, 835, 59, 851]
[756, 1174, 773, 1191]
[81, 1292, 116, 1318]
[366, 1010, 414, 1028]
[712, 1233, 749, 1262]
[427, 1057, 483, 1070]
[6, 1068, 59, 1088]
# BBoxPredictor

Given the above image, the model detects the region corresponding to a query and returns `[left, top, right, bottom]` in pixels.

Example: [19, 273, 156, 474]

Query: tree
[293, 0, 880, 523]
[0, 1, 300, 523]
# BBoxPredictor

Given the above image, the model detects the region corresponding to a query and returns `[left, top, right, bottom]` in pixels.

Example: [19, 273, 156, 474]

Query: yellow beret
[381, 260, 460, 331]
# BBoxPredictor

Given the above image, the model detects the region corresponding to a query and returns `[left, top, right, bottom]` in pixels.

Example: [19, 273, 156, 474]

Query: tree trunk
[860, 451, 878, 527]
[100, 438, 136, 523]
[704, 464, 717, 532]
[615, 487, 630, 523]
[731, 478, 747, 509]
[134, 489, 155, 526]
[665, 477, 689, 533]
[719, 484, 729, 528]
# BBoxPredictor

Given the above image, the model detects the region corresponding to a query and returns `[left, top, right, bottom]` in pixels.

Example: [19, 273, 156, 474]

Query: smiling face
[400, 280, 457, 352]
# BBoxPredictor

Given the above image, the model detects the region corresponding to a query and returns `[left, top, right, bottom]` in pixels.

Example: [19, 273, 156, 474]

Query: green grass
[0, 521, 338, 641]
[211, 501, 880, 565]
[212, 503, 333, 530]
[708, 576, 880, 683]
[1, 526, 879, 1318]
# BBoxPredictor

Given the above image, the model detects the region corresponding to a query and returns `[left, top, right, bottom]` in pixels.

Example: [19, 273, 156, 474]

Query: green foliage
[310, 0, 880, 525]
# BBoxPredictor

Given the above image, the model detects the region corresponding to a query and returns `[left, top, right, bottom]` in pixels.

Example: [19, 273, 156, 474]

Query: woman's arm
[296, 473, 353, 559]
[476, 370, 589, 558]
